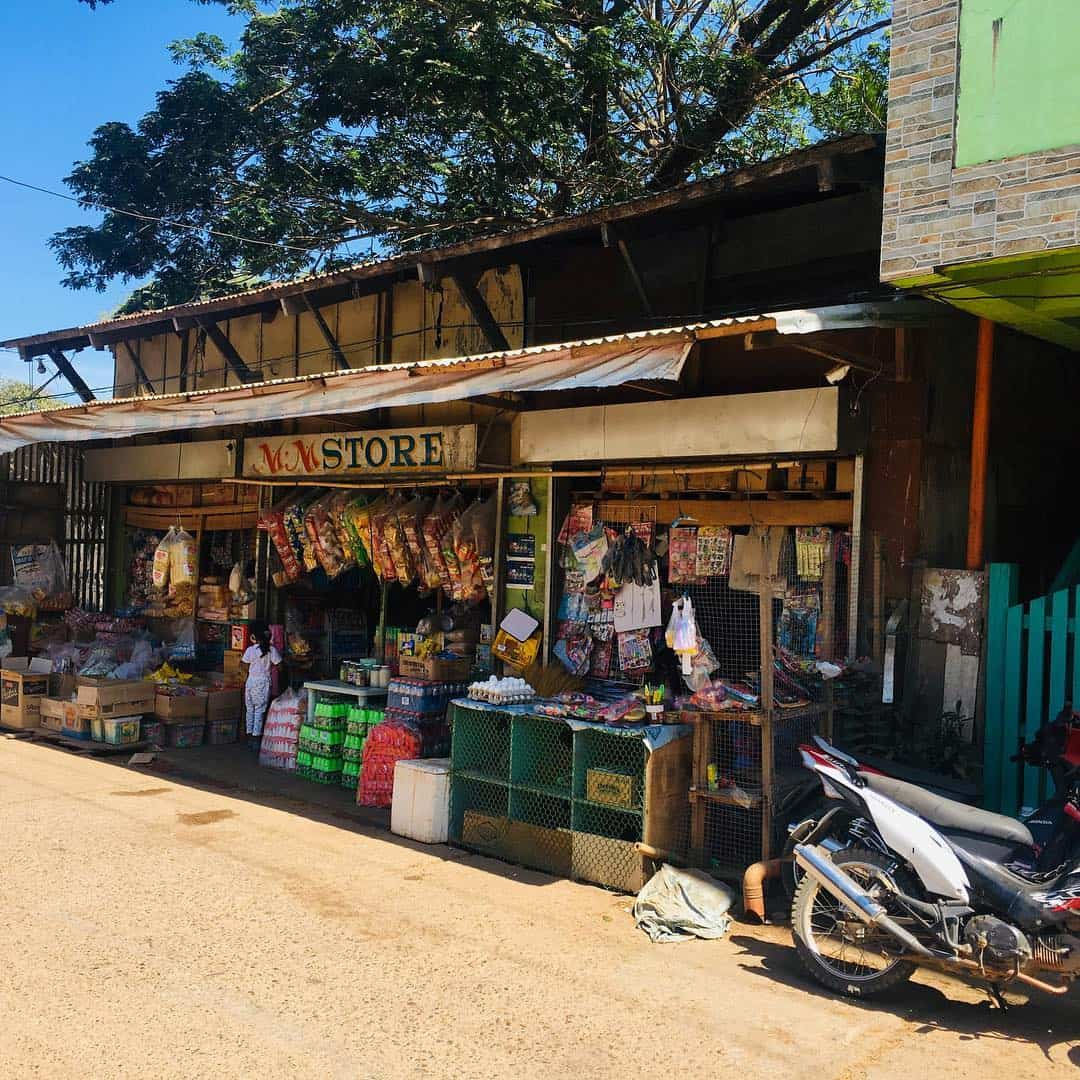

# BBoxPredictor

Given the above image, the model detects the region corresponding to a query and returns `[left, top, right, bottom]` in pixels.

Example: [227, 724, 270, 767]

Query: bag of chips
[152, 527, 176, 590]
[423, 491, 462, 598]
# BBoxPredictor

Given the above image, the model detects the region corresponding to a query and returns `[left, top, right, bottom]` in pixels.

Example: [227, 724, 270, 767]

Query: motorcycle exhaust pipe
[793, 844, 935, 959]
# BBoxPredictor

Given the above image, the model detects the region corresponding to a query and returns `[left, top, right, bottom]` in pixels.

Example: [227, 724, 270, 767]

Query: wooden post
[817, 531, 836, 660]
[966, 318, 994, 571]
[758, 529, 776, 861]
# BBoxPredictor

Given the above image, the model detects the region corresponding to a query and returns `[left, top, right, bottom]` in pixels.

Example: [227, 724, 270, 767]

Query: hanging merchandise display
[508, 480, 538, 517]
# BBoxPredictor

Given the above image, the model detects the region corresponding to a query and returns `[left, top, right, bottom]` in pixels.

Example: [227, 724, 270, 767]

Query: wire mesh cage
[448, 701, 689, 893]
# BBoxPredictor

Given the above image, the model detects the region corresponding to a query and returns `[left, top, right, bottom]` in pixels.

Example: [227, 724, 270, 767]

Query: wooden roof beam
[601, 222, 654, 319]
[448, 271, 511, 352]
[45, 348, 95, 403]
[280, 294, 348, 369]
[119, 340, 156, 396]
[194, 318, 258, 383]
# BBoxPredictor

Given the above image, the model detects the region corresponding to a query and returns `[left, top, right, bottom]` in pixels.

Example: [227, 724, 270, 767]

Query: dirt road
[0, 738, 1075, 1079]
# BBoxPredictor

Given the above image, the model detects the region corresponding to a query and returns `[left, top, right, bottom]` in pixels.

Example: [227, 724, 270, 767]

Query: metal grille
[0, 443, 110, 609]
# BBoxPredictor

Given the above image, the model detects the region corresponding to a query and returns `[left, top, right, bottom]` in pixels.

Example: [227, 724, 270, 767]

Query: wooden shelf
[125, 505, 258, 532]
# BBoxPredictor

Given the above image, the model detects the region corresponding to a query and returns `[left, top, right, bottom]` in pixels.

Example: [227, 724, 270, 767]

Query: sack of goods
[259, 688, 304, 771]
[356, 720, 423, 808]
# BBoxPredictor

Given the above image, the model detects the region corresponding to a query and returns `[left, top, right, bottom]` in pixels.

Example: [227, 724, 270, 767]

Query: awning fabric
[0, 328, 697, 454]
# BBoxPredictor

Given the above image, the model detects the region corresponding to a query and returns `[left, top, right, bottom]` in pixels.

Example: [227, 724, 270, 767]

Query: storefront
[0, 309, 915, 891]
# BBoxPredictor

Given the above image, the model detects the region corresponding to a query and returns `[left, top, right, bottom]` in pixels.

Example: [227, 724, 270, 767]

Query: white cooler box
[391, 758, 451, 844]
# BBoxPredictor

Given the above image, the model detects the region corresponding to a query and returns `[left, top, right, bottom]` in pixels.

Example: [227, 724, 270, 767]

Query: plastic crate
[166, 722, 205, 748]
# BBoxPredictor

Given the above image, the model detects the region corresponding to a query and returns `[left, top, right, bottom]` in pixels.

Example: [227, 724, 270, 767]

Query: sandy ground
[0, 738, 1076, 1080]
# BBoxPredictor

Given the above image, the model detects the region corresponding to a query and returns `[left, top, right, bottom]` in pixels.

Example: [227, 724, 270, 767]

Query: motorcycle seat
[863, 773, 1035, 850]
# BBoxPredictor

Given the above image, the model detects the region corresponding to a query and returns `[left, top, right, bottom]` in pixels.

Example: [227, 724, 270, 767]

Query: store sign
[242, 424, 477, 478]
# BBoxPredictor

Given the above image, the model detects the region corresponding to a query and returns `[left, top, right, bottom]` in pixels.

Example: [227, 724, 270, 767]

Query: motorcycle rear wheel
[792, 847, 917, 997]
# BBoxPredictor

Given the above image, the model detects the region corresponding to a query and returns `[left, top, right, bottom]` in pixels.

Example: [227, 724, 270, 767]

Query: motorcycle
[787, 722, 1080, 1000]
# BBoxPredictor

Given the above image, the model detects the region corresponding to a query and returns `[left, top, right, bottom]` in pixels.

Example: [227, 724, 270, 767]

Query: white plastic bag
[170, 529, 197, 587]
[665, 595, 700, 675]
[152, 528, 176, 590]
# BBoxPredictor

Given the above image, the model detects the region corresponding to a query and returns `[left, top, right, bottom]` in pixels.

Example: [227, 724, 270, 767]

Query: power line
[0, 172, 316, 255]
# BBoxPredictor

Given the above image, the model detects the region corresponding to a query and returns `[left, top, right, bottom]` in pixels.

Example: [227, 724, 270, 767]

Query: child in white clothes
[241, 625, 282, 747]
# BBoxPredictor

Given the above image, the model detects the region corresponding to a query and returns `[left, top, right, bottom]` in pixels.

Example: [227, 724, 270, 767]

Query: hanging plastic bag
[508, 480, 537, 517]
[665, 595, 700, 675]
[152, 527, 176, 590]
[423, 491, 462, 598]
[398, 495, 434, 585]
[371, 496, 405, 583]
[340, 494, 376, 569]
[452, 501, 485, 604]
[471, 494, 498, 602]
[305, 493, 353, 579]
[170, 529, 198, 587]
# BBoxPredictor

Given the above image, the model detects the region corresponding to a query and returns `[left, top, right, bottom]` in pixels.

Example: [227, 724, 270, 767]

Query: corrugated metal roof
[0, 318, 769, 421]
[2, 134, 882, 352]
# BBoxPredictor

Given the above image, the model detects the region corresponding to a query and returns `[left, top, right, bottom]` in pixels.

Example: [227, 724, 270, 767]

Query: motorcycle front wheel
[791, 848, 917, 997]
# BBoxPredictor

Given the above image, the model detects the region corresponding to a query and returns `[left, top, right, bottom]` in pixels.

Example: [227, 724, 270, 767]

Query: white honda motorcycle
[790, 739, 1080, 1001]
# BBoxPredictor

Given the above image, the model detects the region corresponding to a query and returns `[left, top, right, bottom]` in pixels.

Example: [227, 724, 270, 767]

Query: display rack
[449, 700, 691, 892]
[686, 703, 825, 875]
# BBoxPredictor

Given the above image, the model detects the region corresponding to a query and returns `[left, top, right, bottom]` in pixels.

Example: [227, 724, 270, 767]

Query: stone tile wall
[881, 0, 1080, 282]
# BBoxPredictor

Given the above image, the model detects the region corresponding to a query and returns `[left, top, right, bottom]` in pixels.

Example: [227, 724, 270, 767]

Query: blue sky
[0, 0, 244, 398]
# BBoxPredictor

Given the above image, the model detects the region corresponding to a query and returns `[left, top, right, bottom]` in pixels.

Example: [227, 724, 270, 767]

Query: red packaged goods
[304, 492, 354, 579]
[356, 719, 423, 807]
[451, 502, 486, 604]
[422, 491, 462, 598]
[259, 688, 304, 771]
[259, 497, 303, 583]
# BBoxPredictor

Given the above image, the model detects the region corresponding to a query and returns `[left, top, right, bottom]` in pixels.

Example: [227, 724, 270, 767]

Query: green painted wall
[956, 0, 1080, 167]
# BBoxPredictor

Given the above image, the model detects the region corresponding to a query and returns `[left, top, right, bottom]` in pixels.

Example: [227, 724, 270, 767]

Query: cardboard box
[1, 658, 53, 729]
[155, 691, 207, 721]
[397, 655, 472, 681]
[205, 692, 242, 721]
[39, 697, 78, 734]
[586, 767, 640, 809]
[76, 678, 156, 720]
[223, 649, 245, 678]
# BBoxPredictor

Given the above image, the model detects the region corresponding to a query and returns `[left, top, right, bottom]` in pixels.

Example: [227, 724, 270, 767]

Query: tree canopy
[62, 0, 889, 312]
[0, 379, 60, 416]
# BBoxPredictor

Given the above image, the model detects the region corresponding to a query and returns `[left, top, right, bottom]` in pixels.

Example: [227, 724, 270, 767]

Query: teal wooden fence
[984, 563, 1076, 814]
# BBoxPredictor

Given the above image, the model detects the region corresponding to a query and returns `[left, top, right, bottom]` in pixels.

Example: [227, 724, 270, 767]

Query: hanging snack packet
[170, 528, 198, 587]
[261, 496, 302, 583]
[471, 494, 498, 602]
[342, 495, 381, 569]
[451, 502, 485, 604]
[371, 497, 404, 583]
[508, 480, 538, 517]
[423, 491, 462, 598]
[152, 527, 176, 590]
[305, 493, 352, 579]
[383, 497, 416, 587]
[284, 492, 320, 573]
[398, 495, 433, 580]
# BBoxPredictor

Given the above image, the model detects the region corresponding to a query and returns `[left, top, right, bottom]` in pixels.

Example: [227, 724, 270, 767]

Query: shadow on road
[727, 929, 1079, 1060]
[83, 741, 566, 889]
